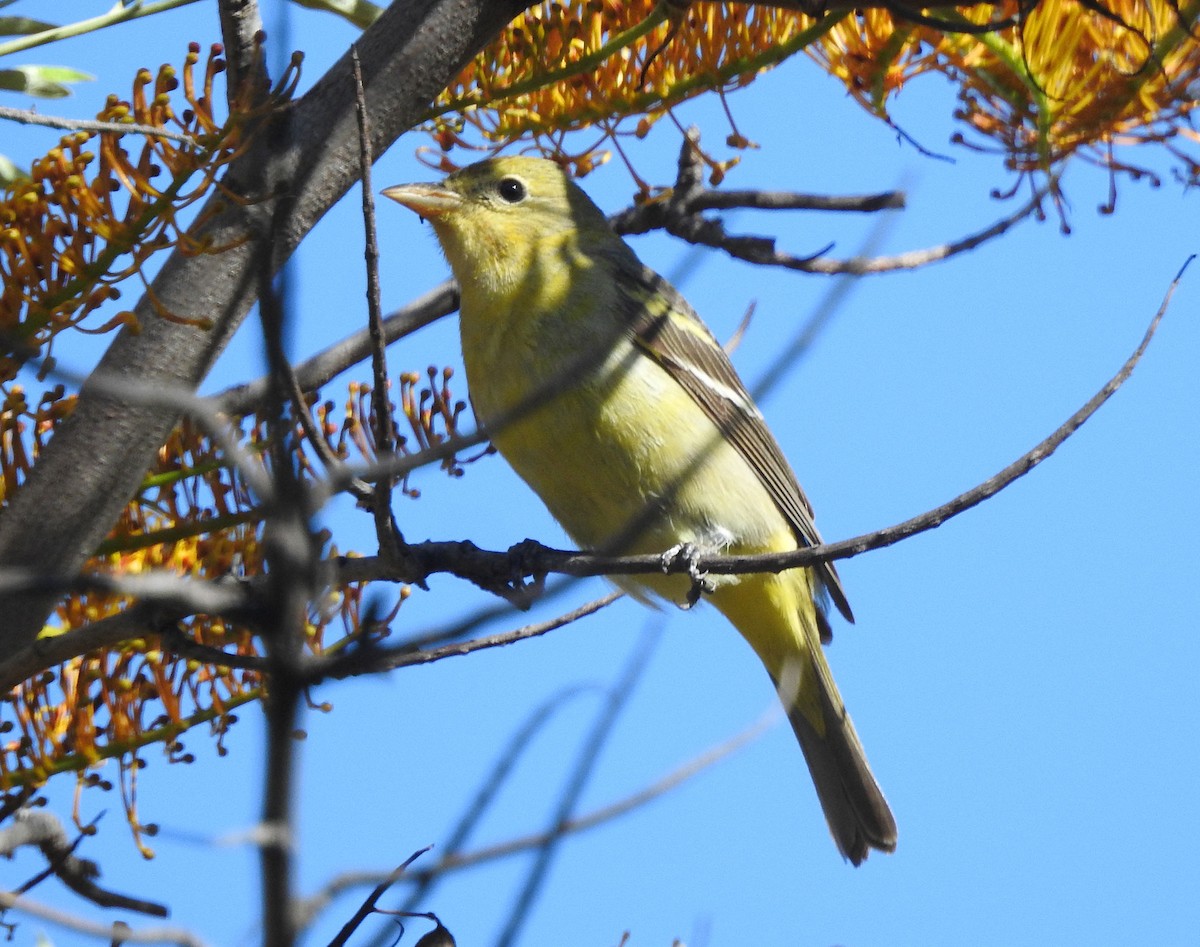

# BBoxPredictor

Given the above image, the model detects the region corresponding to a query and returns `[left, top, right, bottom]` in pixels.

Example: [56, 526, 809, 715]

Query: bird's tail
[712, 571, 896, 865]
[777, 645, 897, 866]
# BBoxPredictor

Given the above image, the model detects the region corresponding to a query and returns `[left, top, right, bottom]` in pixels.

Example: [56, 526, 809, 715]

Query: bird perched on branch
[384, 157, 896, 864]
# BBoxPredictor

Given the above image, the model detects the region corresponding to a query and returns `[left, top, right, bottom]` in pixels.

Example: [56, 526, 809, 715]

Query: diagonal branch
[328, 259, 1179, 600]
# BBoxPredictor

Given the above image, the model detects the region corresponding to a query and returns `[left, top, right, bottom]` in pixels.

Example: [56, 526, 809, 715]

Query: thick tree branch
[0, 0, 531, 661]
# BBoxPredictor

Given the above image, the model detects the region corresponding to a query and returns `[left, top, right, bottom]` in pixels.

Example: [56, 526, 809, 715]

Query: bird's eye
[497, 177, 526, 203]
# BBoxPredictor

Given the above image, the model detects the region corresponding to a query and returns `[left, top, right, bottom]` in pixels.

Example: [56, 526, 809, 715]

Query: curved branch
[393, 710, 772, 888]
[334, 260, 1177, 591]
[325, 590, 624, 679]
[612, 133, 1045, 275]
[298, 711, 770, 924]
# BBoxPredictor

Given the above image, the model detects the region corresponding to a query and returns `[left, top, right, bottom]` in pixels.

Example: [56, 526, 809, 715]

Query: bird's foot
[660, 542, 715, 609]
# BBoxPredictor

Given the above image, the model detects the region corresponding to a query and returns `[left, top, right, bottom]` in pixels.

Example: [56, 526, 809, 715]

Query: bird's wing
[619, 261, 854, 626]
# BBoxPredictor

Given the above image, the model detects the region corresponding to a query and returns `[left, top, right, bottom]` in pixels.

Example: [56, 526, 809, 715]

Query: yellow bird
[384, 157, 896, 864]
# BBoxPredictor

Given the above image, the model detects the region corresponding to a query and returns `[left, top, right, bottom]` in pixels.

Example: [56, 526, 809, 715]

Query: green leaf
[0, 153, 28, 185]
[0, 16, 59, 36]
[0, 64, 92, 98]
[288, 0, 381, 30]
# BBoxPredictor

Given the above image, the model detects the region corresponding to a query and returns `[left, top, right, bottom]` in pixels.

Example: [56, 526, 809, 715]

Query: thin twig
[328, 257, 1181, 591]
[303, 705, 768, 937]
[494, 629, 659, 947]
[0, 892, 208, 946]
[0, 105, 194, 144]
[690, 188, 906, 213]
[610, 130, 1042, 276]
[325, 590, 623, 678]
[364, 708, 772, 889]
[351, 45, 404, 565]
[0, 570, 253, 618]
[158, 624, 271, 672]
[280, 353, 373, 501]
[0, 583, 262, 694]
[797, 189, 1045, 274]
[210, 283, 458, 418]
[397, 687, 600, 917]
[327, 846, 432, 947]
[0, 888, 207, 940]
[0, 0, 202, 57]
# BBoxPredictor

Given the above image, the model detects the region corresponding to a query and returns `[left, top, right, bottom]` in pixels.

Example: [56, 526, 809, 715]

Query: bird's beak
[382, 183, 462, 219]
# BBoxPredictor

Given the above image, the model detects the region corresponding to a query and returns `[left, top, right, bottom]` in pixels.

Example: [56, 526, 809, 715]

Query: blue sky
[4, 3, 1198, 945]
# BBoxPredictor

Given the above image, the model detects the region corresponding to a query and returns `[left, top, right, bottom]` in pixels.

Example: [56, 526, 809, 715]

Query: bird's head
[383, 157, 612, 297]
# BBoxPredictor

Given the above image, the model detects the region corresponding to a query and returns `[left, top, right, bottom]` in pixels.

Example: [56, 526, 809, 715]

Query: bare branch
[352, 44, 406, 566]
[210, 282, 458, 417]
[217, 0, 267, 107]
[495, 630, 655, 947]
[0, 809, 168, 917]
[689, 188, 905, 213]
[395, 686, 601, 919]
[326, 590, 624, 678]
[0, 584, 259, 694]
[331, 259, 1179, 593]
[0, 105, 195, 144]
[0, 570, 253, 619]
[0, 890, 207, 946]
[798, 190, 1046, 275]
[611, 129, 1043, 276]
[321, 708, 773, 896]
[326, 846, 432, 947]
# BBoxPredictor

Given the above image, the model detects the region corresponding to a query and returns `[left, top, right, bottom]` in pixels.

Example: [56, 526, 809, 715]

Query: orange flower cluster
[812, 0, 1200, 186]
[0, 358, 473, 843]
[429, 0, 822, 180]
[2, 637, 263, 853]
[341, 366, 477, 497]
[429, 0, 1199, 190]
[0, 384, 72, 505]
[0, 43, 265, 386]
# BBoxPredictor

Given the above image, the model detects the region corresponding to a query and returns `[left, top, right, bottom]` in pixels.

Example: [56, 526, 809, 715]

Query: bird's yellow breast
[456, 243, 796, 608]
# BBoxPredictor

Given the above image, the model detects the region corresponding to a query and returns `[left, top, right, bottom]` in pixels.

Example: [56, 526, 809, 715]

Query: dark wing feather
[618, 261, 854, 626]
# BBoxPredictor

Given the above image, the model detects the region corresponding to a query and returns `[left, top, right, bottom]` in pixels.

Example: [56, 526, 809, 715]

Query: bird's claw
[502, 538, 547, 609]
[660, 542, 715, 609]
